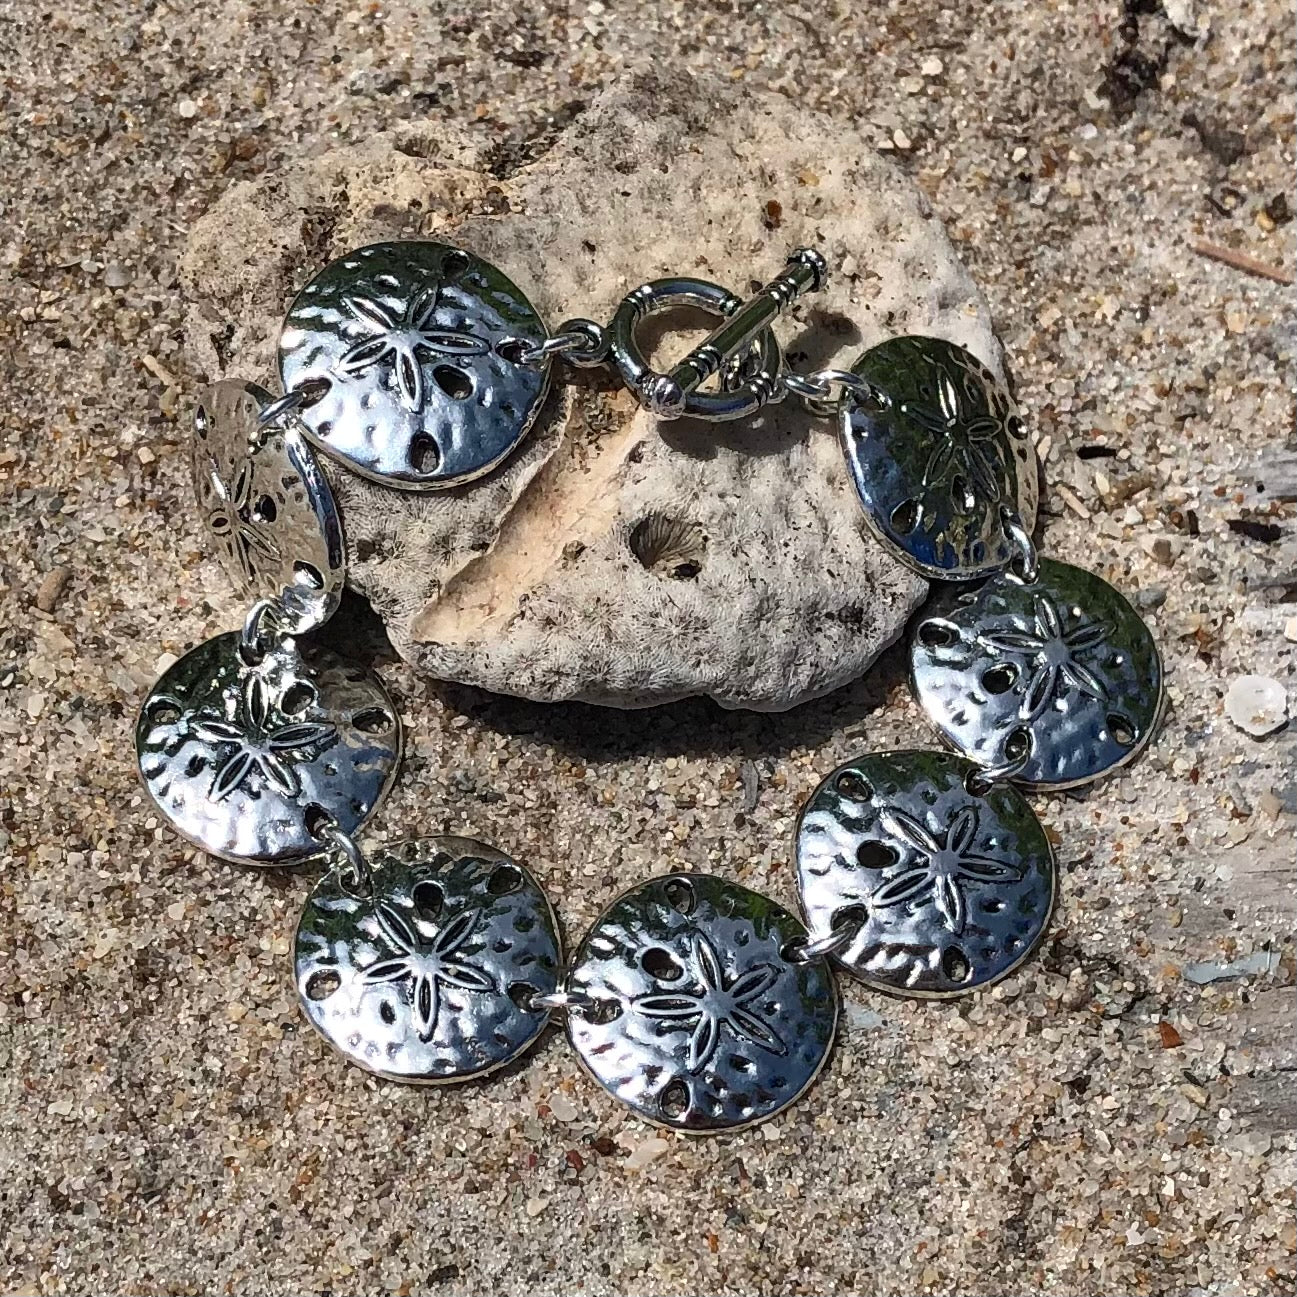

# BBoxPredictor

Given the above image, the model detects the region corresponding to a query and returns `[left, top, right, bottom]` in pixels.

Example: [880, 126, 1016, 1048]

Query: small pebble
[1224, 674, 1287, 737]
[920, 56, 944, 76]
[176, 98, 198, 118]
[624, 1137, 671, 1170]
[548, 1091, 578, 1122]
[35, 566, 70, 613]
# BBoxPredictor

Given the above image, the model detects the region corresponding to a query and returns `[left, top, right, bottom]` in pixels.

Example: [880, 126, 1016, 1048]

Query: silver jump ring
[786, 919, 857, 965]
[964, 747, 1031, 796]
[782, 368, 881, 419]
[1001, 508, 1040, 584]
[528, 986, 597, 1014]
[505, 319, 610, 368]
[315, 822, 373, 896]
[257, 389, 306, 428]
[239, 597, 282, 663]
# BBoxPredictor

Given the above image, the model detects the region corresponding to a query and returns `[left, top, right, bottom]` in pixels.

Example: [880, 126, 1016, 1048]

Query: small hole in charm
[835, 770, 874, 801]
[253, 494, 278, 524]
[293, 561, 325, 591]
[409, 434, 441, 474]
[441, 248, 470, 279]
[660, 1079, 690, 1120]
[487, 865, 523, 896]
[981, 664, 1017, 695]
[917, 620, 958, 648]
[412, 880, 444, 921]
[891, 498, 920, 535]
[305, 969, 341, 1001]
[352, 706, 393, 734]
[641, 947, 685, 981]
[433, 365, 473, 400]
[507, 982, 541, 1012]
[941, 947, 972, 983]
[857, 840, 898, 870]
[1004, 727, 1031, 764]
[1108, 713, 1137, 746]
[280, 681, 317, 714]
[662, 877, 696, 915]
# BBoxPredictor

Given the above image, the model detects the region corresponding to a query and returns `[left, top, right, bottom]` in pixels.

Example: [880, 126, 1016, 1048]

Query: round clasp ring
[608, 277, 783, 423]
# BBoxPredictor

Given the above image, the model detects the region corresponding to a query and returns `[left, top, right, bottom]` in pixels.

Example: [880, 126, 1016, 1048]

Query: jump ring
[964, 747, 1031, 796]
[1000, 507, 1040, 584]
[239, 597, 282, 664]
[314, 821, 373, 896]
[785, 919, 857, 965]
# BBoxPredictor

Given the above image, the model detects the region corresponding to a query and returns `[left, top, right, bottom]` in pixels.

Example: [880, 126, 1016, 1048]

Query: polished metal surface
[295, 836, 561, 1083]
[191, 379, 345, 633]
[839, 336, 1038, 579]
[136, 632, 401, 864]
[566, 873, 837, 1132]
[278, 241, 550, 489]
[608, 277, 782, 422]
[909, 557, 1163, 788]
[795, 751, 1055, 998]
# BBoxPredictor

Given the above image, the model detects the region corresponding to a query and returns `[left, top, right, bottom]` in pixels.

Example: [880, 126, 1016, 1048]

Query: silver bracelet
[137, 239, 1163, 1132]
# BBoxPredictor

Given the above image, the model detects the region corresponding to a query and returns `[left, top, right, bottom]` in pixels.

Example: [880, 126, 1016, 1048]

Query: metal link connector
[964, 746, 1032, 796]
[785, 918, 859, 965]
[528, 986, 598, 1015]
[1000, 507, 1040, 584]
[505, 318, 610, 368]
[781, 368, 883, 419]
[239, 596, 284, 664]
[313, 821, 373, 897]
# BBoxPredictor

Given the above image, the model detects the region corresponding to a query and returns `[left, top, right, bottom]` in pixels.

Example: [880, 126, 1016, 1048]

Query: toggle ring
[608, 277, 783, 423]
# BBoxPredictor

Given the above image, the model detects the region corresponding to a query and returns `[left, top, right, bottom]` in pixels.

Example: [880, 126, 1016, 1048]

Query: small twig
[1190, 238, 1294, 286]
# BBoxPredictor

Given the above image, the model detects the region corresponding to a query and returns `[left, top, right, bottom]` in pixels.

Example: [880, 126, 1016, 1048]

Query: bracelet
[137, 238, 1163, 1132]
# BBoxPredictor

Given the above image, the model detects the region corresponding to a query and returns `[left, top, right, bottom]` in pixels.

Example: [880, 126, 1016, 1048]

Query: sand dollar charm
[839, 336, 1038, 579]
[192, 379, 345, 633]
[136, 632, 401, 863]
[909, 558, 1163, 788]
[566, 874, 837, 1133]
[795, 751, 1055, 998]
[277, 241, 550, 489]
[295, 837, 561, 1083]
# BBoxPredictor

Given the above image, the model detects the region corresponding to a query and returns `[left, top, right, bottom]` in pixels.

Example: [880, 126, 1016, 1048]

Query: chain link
[784, 916, 860, 965]
[1000, 507, 1040, 584]
[506, 317, 610, 369]
[963, 746, 1031, 796]
[780, 368, 883, 418]
[312, 820, 373, 897]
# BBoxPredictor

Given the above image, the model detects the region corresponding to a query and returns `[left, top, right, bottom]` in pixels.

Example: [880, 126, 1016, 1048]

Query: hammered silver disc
[295, 837, 560, 1083]
[840, 336, 1038, 579]
[910, 558, 1163, 789]
[191, 379, 345, 634]
[795, 751, 1055, 998]
[277, 241, 550, 490]
[136, 632, 401, 864]
[566, 873, 837, 1133]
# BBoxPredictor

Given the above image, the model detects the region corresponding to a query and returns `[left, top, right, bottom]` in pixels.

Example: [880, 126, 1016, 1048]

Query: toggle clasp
[609, 248, 828, 423]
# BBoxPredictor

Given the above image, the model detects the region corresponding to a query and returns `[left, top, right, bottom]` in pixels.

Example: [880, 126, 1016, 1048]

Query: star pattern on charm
[193, 673, 337, 802]
[337, 285, 491, 412]
[360, 904, 494, 1042]
[903, 352, 1007, 512]
[870, 805, 1021, 936]
[206, 457, 280, 587]
[978, 593, 1113, 721]
[633, 932, 788, 1075]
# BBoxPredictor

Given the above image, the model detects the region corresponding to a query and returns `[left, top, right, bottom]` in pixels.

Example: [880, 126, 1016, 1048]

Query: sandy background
[1, 1, 1294, 1294]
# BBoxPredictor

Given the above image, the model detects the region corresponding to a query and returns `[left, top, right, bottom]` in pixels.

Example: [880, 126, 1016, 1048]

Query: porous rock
[182, 70, 1006, 710]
